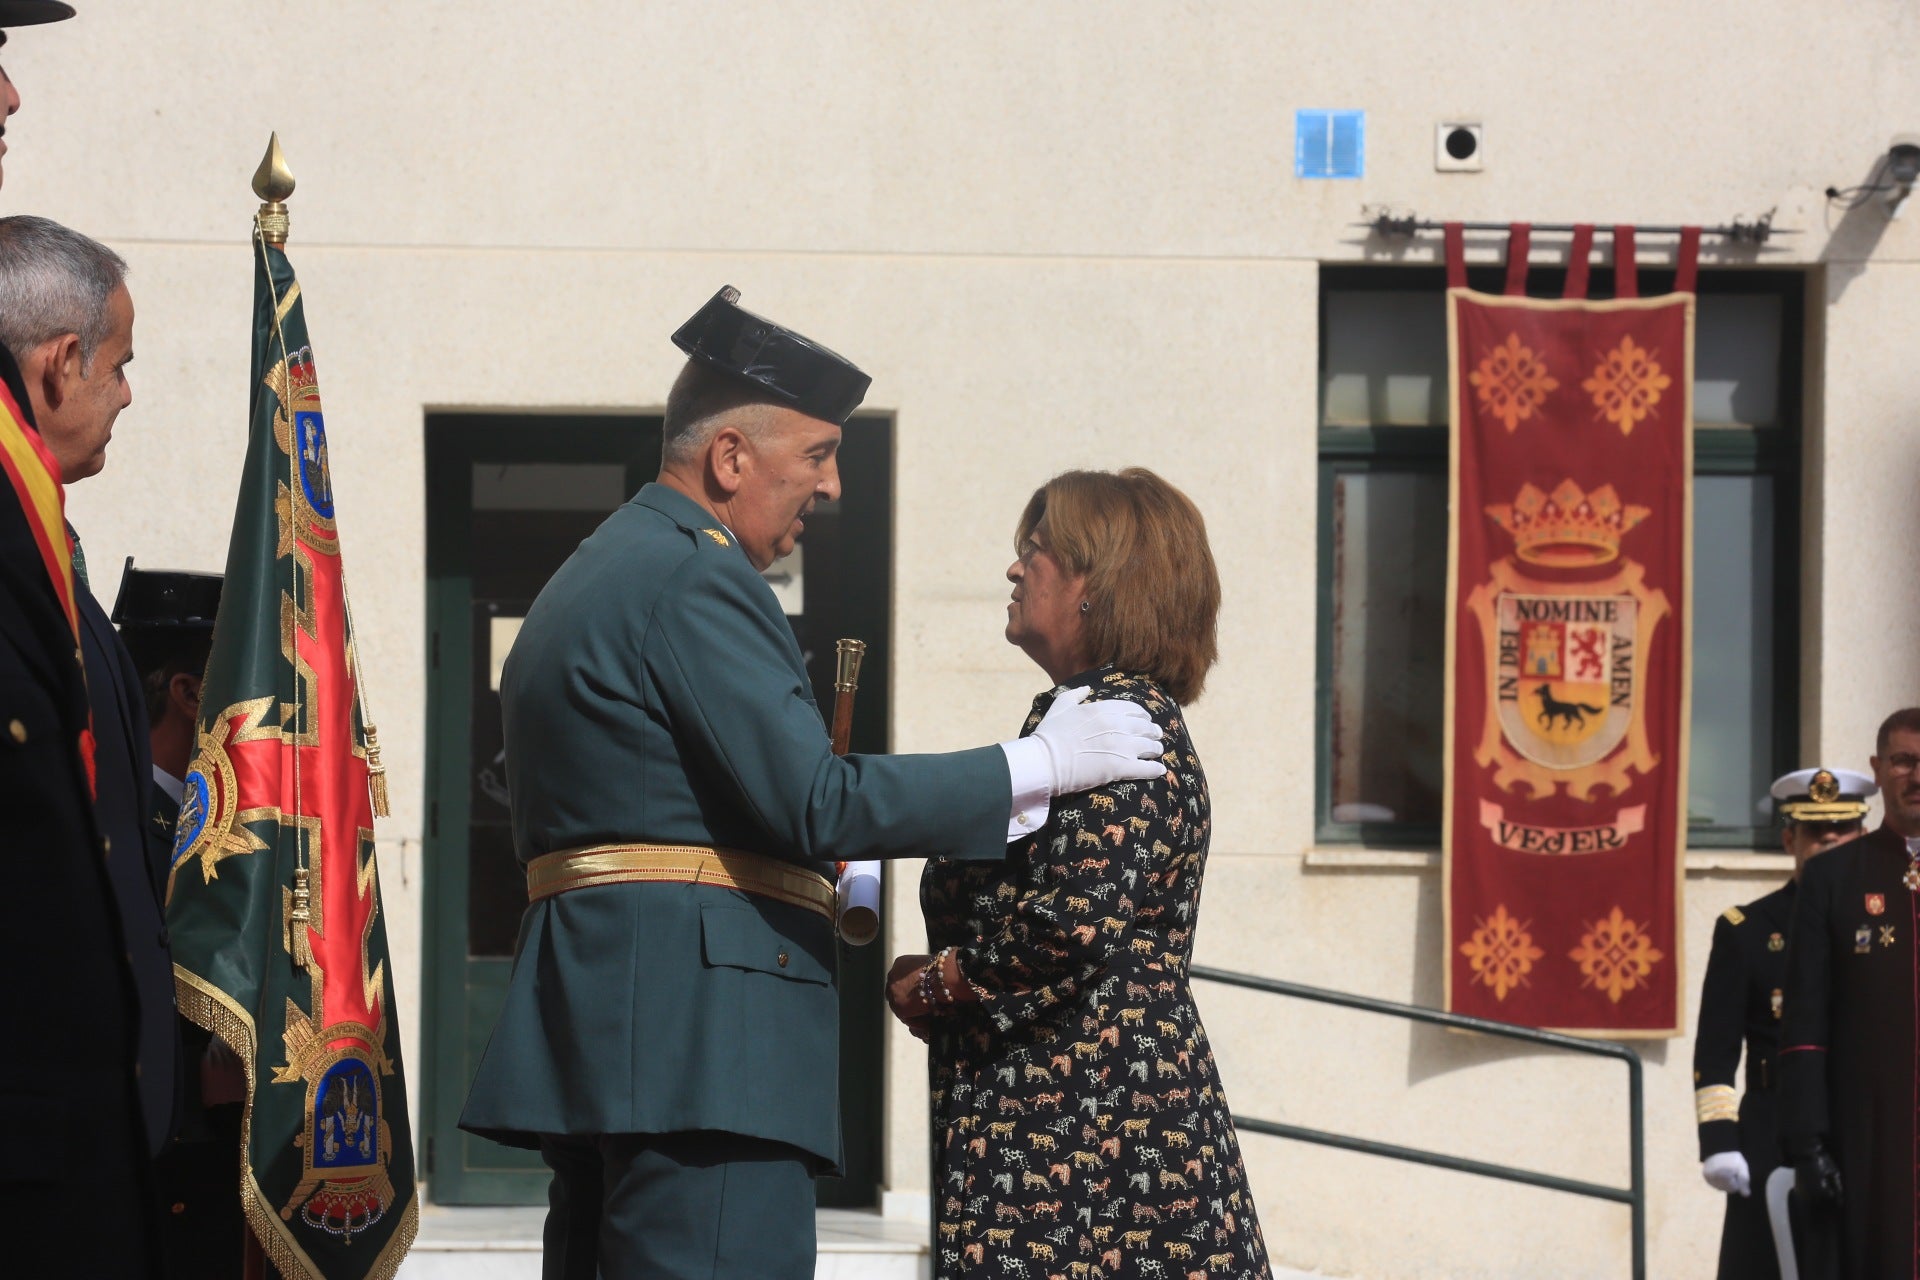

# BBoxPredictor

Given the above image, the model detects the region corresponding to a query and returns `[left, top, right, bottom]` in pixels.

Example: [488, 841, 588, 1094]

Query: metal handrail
[1190, 964, 1645, 1280]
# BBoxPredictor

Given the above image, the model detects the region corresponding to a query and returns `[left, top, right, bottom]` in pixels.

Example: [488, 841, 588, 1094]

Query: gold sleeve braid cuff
[526, 843, 835, 921]
[1694, 1084, 1740, 1126]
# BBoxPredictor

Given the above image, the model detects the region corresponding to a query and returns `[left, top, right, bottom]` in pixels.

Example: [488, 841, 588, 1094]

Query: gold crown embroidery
[1484, 479, 1650, 568]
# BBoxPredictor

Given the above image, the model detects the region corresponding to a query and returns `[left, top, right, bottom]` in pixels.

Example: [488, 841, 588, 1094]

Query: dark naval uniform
[0, 345, 157, 1271]
[1694, 881, 1794, 1279]
[76, 552, 179, 1159]
[460, 483, 1013, 1271]
[1779, 826, 1920, 1278]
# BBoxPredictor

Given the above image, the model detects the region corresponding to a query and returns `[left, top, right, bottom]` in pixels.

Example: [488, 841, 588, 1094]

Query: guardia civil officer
[114, 564, 247, 1280]
[1780, 708, 1920, 1278]
[460, 287, 1167, 1280]
[112, 563, 220, 867]
[1693, 767, 1868, 1279]
[0, 9, 161, 1276]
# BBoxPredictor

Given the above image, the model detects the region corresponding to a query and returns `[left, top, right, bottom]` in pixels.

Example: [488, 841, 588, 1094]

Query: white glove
[1003, 687, 1166, 798]
[1701, 1151, 1750, 1197]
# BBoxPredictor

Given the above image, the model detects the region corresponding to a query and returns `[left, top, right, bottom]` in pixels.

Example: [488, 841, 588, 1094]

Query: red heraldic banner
[1443, 233, 1693, 1036]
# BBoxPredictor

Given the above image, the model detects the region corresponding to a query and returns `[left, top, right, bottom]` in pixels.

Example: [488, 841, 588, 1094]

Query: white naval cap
[1769, 767, 1876, 822]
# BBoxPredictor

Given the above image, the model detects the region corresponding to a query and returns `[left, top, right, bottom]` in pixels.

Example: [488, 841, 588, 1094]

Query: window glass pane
[1328, 471, 1448, 825]
[1322, 287, 1783, 429]
[473, 461, 628, 510]
[1321, 291, 1450, 427]
[1687, 474, 1776, 831]
[1695, 294, 1782, 427]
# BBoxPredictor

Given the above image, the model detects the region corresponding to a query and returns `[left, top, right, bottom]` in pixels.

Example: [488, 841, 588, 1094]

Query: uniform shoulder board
[699, 528, 731, 548]
[1721, 905, 1746, 926]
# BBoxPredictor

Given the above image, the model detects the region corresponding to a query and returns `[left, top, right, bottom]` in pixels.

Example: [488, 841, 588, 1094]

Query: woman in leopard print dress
[888, 469, 1270, 1280]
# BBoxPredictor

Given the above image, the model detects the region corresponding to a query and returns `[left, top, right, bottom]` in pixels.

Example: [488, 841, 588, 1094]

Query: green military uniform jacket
[460, 483, 1010, 1169]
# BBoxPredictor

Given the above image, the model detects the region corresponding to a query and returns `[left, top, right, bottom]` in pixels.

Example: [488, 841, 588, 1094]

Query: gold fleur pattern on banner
[1569, 906, 1665, 1004]
[1469, 332, 1560, 432]
[1582, 335, 1672, 435]
[1459, 904, 1546, 1001]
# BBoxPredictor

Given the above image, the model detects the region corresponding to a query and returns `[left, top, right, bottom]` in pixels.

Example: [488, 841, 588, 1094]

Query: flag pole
[250, 132, 392, 819]
[250, 134, 320, 971]
[240, 133, 298, 1280]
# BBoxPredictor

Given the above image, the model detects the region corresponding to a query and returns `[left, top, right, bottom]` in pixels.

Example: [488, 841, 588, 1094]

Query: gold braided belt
[525, 842, 835, 921]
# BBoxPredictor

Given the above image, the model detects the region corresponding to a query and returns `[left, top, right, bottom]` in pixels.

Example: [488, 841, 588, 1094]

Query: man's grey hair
[0, 215, 129, 373]
[660, 358, 779, 468]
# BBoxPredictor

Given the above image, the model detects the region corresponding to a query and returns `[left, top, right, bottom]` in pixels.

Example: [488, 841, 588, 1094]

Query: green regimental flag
[167, 213, 417, 1278]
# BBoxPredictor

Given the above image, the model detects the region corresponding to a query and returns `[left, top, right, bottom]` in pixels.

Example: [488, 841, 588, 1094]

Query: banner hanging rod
[1368, 211, 1788, 245]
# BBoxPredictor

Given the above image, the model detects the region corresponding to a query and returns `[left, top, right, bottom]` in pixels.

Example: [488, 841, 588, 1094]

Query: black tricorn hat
[110, 557, 222, 633]
[671, 286, 872, 426]
[0, 2, 75, 26]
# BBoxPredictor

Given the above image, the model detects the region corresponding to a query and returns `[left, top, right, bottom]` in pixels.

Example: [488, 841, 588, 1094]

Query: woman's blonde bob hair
[1015, 467, 1220, 705]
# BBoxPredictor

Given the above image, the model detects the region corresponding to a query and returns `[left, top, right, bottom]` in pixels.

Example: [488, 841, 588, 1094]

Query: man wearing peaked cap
[1692, 766, 1870, 1279]
[0, 7, 164, 1277]
[1780, 709, 1920, 1278]
[112, 563, 249, 1280]
[460, 287, 1167, 1279]
[0, 2, 74, 191]
[111, 560, 222, 866]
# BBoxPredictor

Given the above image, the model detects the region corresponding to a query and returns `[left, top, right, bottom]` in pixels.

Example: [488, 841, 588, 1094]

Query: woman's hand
[886, 953, 933, 1029]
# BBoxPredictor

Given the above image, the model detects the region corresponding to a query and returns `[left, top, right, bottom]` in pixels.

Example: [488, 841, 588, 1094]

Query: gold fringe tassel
[364, 722, 391, 818]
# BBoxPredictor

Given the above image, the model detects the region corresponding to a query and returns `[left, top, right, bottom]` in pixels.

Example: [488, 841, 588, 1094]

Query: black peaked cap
[672, 286, 871, 426]
[0, 2, 75, 26]
[111, 558, 223, 632]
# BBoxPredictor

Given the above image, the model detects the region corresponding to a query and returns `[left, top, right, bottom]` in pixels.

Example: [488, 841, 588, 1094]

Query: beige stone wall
[15, 1, 1920, 1274]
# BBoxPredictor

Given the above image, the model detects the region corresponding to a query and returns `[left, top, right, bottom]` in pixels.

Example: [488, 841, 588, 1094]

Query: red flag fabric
[1443, 276, 1694, 1036]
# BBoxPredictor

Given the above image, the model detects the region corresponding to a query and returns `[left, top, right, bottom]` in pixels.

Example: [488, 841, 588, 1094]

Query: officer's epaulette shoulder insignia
[1722, 905, 1746, 926]
[699, 528, 730, 548]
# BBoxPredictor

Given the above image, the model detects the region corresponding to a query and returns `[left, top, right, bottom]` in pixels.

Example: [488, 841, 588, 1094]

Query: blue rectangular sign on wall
[1296, 110, 1365, 179]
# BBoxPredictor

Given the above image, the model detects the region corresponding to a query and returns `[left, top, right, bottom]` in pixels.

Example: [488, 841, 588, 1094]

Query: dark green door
[422, 412, 893, 1206]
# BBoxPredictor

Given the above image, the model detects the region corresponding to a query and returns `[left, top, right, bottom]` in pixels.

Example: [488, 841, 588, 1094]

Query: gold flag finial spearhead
[252, 132, 295, 246]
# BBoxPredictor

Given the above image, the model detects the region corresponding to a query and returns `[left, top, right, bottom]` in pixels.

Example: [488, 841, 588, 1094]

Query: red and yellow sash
[0, 378, 95, 795]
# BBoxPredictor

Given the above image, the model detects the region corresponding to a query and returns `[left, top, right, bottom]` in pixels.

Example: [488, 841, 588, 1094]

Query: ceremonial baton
[832, 639, 882, 945]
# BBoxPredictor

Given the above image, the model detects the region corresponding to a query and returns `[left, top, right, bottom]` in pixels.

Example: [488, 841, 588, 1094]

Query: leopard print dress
[921, 668, 1271, 1280]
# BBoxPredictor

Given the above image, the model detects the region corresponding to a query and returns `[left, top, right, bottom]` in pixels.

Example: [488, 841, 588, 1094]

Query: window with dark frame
[1315, 264, 1802, 851]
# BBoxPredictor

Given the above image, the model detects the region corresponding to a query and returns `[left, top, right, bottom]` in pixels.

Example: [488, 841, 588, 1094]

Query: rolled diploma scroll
[836, 861, 882, 945]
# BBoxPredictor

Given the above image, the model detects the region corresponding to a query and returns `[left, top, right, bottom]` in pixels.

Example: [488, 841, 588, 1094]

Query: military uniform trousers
[538, 1130, 815, 1280]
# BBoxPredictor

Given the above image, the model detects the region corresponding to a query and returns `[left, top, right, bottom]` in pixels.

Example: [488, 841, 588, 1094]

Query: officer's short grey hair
[0, 215, 129, 374]
[660, 358, 778, 468]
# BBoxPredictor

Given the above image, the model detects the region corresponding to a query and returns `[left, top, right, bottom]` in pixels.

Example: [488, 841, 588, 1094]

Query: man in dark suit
[0, 8, 159, 1273]
[461, 287, 1167, 1280]
[1780, 707, 1920, 1278]
[0, 216, 179, 1160]
[114, 564, 246, 1279]
[1693, 767, 1868, 1279]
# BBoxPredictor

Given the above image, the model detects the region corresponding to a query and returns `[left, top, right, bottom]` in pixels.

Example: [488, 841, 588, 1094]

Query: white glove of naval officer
[999, 687, 1165, 838]
[1701, 1150, 1750, 1197]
